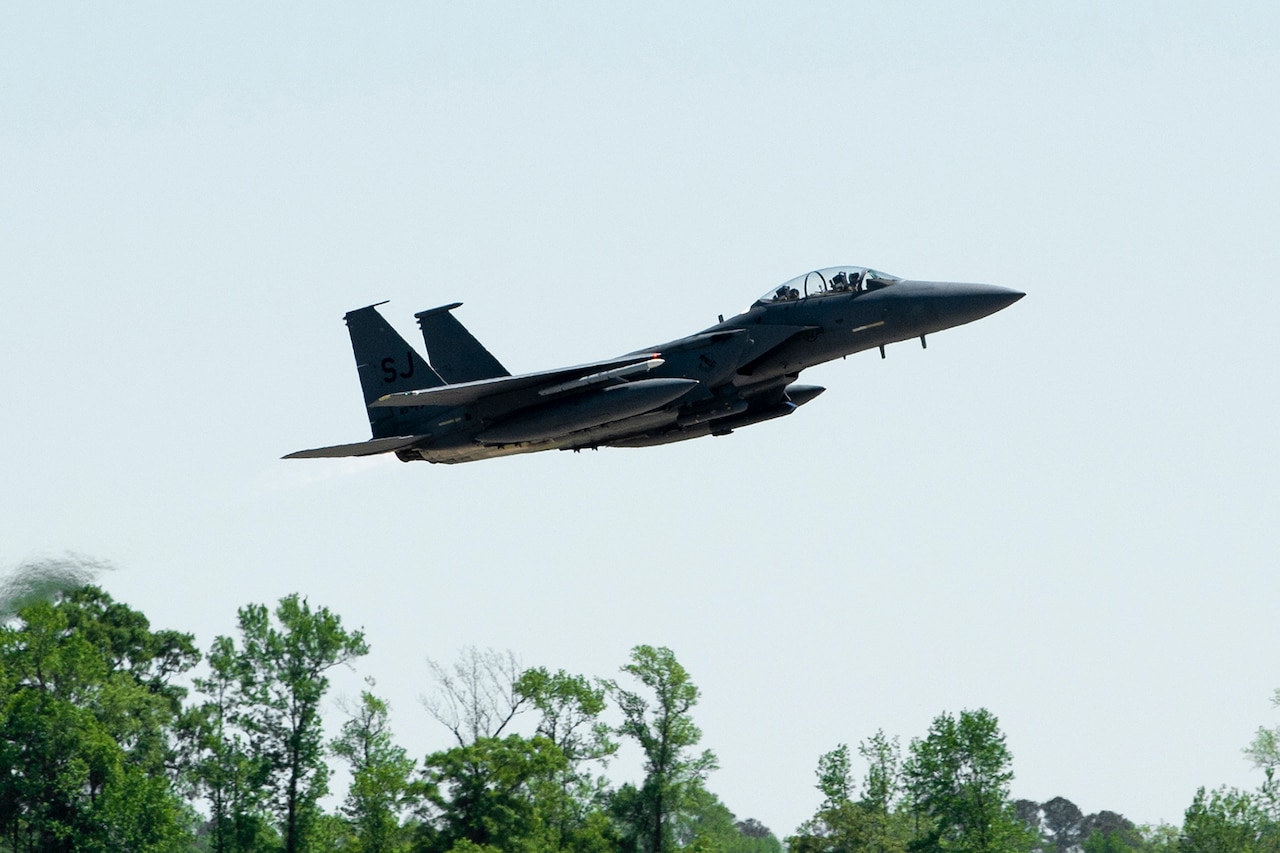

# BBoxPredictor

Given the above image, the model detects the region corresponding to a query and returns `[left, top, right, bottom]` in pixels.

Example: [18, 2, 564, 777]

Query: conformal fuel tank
[476, 378, 699, 444]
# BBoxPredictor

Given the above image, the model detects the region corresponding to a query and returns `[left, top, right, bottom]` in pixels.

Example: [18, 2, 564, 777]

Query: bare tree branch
[421, 646, 529, 746]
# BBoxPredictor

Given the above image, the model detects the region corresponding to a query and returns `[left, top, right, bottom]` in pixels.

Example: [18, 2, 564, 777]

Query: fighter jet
[286, 266, 1023, 464]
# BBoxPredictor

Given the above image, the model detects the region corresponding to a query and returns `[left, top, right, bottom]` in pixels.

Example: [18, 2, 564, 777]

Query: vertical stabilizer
[415, 303, 510, 383]
[344, 304, 445, 437]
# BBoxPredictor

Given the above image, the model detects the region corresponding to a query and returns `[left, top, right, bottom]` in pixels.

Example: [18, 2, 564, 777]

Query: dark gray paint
[285, 267, 1023, 465]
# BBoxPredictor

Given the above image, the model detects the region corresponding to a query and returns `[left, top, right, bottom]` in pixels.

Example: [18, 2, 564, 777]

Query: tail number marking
[381, 352, 417, 383]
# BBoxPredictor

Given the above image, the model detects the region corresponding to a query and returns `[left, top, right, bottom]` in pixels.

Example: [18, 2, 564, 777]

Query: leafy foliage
[605, 645, 718, 853]
[1246, 689, 1280, 824]
[1180, 786, 1278, 853]
[331, 688, 419, 853]
[190, 593, 368, 853]
[816, 744, 854, 811]
[417, 733, 568, 852]
[0, 586, 198, 852]
[904, 708, 1034, 853]
[11, 578, 1280, 853]
[860, 731, 904, 815]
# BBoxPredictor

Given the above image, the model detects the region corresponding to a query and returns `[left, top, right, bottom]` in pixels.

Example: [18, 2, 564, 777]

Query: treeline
[788, 721, 1280, 852]
[1, 587, 1278, 853]
[0, 587, 771, 853]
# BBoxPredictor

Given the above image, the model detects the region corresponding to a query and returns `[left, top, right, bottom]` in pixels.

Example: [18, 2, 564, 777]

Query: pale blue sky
[3, 2, 1279, 836]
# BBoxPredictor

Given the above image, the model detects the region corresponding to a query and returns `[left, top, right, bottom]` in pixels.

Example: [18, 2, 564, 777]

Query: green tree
[203, 594, 369, 853]
[1180, 786, 1277, 853]
[514, 667, 618, 850]
[605, 645, 717, 853]
[418, 651, 620, 853]
[1246, 688, 1280, 823]
[860, 732, 904, 815]
[310, 812, 357, 850]
[331, 688, 419, 853]
[790, 801, 915, 853]
[903, 708, 1033, 853]
[0, 586, 198, 853]
[516, 667, 615, 768]
[731, 818, 784, 853]
[816, 745, 854, 811]
[790, 736, 913, 853]
[788, 737, 912, 853]
[1080, 828, 1142, 853]
[190, 634, 276, 853]
[1077, 812, 1142, 853]
[1038, 797, 1084, 853]
[669, 785, 737, 851]
[1136, 823, 1180, 851]
[417, 734, 568, 852]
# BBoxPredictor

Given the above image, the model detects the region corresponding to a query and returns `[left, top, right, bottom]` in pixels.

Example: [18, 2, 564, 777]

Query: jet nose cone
[954, 282, 1024, 312]
[931, 282, 1024, 327]
[991, 285, 1026, 311]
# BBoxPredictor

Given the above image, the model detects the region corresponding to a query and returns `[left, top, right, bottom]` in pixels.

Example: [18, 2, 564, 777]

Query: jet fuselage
[285, 266, 1023, 465]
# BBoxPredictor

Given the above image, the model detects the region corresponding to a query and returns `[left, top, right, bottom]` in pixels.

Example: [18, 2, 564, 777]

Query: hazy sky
[3, 2, 1279, 837]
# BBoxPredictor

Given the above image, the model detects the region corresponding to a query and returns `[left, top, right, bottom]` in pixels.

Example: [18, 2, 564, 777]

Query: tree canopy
[3, 582, 1279, 853]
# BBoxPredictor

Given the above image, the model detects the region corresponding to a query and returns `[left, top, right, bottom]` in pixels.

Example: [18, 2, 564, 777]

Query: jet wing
[369, 353, 664, 409]
[283, 435, 425, 459]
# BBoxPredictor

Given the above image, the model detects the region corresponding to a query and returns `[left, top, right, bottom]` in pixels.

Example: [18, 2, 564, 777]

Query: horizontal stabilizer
[283, 435, 424, 459]
[370, 352, 664, 409]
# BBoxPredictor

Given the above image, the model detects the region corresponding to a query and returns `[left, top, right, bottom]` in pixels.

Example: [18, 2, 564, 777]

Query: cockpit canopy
[758, 266, 902, 303]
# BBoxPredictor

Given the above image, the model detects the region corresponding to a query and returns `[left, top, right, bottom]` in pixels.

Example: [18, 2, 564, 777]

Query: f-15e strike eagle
[286, 266, 1023, 465]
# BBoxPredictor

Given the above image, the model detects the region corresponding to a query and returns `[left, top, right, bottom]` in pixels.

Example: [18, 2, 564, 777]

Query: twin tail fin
[344, 303, 445, 438]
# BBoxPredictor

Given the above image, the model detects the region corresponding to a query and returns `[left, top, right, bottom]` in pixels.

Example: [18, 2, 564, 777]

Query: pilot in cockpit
[831, 270, 848, 290]
[774, 285, 799, 300]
